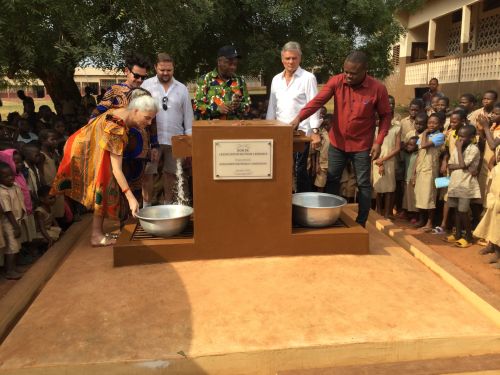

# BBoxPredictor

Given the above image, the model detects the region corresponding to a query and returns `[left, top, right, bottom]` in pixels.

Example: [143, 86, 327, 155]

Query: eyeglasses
[130, 71, 148, 81]
[162, 96, 168, 111]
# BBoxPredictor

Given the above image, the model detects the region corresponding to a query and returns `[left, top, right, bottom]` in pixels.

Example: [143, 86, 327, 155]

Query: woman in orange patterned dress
[51, 89, 158, 246]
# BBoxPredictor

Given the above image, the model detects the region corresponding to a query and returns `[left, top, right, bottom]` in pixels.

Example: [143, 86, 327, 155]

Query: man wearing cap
[193, 45, 251, 120]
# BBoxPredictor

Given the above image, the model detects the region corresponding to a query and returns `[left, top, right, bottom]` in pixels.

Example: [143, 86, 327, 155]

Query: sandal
[91, 236, 116, 247]
[477, 238, 488, 246]
[431, 226, 445, 235]
[444, 234, 458, 243]
[454, 238, 472, 248]
[105, 232, 120, 239]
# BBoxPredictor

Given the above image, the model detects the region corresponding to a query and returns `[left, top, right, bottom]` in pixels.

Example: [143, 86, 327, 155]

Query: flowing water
[173, 158, 190, 206]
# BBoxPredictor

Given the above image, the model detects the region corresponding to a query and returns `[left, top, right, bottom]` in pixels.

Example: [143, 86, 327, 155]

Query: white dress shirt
[141, 76, 193, 145]
[266, 67, 320, 134]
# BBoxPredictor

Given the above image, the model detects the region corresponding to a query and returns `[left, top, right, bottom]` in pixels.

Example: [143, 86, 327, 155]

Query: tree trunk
[35, 66, 83, 117]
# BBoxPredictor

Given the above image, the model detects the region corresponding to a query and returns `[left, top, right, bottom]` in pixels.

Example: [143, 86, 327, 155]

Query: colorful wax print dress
[51, 111, 128, 219]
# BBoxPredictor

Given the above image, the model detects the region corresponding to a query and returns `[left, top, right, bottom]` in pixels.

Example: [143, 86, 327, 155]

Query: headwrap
[0, 149, 33, 214]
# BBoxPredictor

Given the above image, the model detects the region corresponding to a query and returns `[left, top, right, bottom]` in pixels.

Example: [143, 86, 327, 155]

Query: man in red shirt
[291, 51, 392, 226]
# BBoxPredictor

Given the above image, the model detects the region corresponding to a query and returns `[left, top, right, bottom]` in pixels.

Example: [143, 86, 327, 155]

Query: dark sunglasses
[162, 96, 168, 111]
[130, 71, 148, 81]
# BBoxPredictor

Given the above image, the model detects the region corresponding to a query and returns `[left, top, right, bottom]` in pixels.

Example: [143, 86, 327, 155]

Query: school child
[39, 129, 65, 220]
[34, 186, 62, 248]
[311, 111, 331, 192]
[475, 154, 500, 268]
[340, 161, 357, 203]
[427, 96, 440, 116]
[444, 125, 481, 247]
[468, 90, 497, 128]
[373, 97, 401, 219]
[0, 149, 36, 252]
[436, 96, 451, 131]
[412, 113, 445, 230]
[402, 136, 419, 222]
[0, 162, 26, 280]
[16, 116, 38, 144]
[433, 109, 468, 234]
[21, 142, 43, 205]
[400, 99, 424, 142]
[478, 102, 500, 178]
[459, 93, 477, 120]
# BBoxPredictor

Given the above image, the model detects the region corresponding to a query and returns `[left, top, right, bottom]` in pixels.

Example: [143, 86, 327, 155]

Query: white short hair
[281, 41, 302, 56]
[128, 88, 159, 112]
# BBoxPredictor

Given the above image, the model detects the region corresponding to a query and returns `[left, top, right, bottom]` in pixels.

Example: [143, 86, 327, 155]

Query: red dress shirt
[299, 74, 392, 152]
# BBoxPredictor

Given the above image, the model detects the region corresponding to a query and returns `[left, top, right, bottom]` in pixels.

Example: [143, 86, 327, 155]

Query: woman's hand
[127, 193, 140, 218]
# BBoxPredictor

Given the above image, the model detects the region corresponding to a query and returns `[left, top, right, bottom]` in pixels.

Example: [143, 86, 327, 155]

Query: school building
[385, 0, 500, 106]
[0, 67, 127, 99]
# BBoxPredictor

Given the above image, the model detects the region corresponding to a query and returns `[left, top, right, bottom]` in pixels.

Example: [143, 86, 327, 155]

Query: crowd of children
[370, 88, 500, 268]
[0, 106, 72, 280]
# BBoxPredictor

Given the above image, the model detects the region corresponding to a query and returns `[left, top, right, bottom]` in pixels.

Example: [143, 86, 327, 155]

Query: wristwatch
[312, 128, 320, 135]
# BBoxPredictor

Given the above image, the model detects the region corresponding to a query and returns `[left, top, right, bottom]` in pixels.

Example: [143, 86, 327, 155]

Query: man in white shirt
[266, 41, 320, 192]
[141, 53, 193, 205]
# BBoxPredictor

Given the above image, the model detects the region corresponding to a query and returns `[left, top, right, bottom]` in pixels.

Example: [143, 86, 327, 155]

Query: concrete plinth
[0, 209, 499, 374]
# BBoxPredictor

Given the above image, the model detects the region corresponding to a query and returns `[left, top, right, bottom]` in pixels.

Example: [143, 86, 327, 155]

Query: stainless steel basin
[292, 192, 346, 227]
[136, 205, 193, 237]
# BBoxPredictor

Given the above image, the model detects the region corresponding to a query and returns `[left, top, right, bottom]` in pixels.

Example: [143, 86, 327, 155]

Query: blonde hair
[128, 88, 159, 112]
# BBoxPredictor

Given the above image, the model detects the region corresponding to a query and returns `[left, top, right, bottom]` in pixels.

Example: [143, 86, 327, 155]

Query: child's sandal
[444, 234, 457, 243]
[454, 238, 472, 248]
[431, 226, 445, 234]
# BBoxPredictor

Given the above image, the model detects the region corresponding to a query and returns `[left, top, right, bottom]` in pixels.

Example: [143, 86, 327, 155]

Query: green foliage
[0, 0, 423, 108]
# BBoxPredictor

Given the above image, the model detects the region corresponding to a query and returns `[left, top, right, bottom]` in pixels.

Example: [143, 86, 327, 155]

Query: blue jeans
[325, 146, 372, 226]
[294, 143, 312, 193]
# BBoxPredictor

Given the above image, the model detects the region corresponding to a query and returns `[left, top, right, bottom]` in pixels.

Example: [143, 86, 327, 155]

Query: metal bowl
[292, 192, 347, 227]
[136, 205, 193, 238]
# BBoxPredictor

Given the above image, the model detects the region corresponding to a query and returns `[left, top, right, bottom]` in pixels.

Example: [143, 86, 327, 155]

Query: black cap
[217, 45, 241, 59]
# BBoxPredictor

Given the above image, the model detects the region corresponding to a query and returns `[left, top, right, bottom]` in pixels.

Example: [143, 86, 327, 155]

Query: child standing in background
[402, 136, 419, 222]
[433, 109, 468, 234]
[400, 99, 424, 143]
[446, 125, 481, 247]
[39, 129, 65, 221]
[373, 96, 401, 219]
[0, 162, 26, 280]
[413, 113, 445, 230]
[436, 96, 450, 131]
[34, 186, 62, 248]
[21, 142, 43, 206]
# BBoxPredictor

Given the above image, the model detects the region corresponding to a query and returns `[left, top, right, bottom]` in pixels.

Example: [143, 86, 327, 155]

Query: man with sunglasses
[92, 53, 156, 211]
[141, 52, 193, 205]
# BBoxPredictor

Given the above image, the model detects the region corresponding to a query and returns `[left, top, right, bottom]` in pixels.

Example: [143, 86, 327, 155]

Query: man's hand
[230, 94, 242, 111]
[370, 143, 381, 161]
[218, 103, 230, 114]
[310, 133, 321, 148]
[289, 116, 301, 131]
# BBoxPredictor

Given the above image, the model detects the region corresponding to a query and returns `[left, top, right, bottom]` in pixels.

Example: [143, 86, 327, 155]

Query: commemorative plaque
[213, 139, 273, 180]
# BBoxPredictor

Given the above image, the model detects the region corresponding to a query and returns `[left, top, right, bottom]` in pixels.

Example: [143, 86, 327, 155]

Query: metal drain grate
[132, 220, 194, 241]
